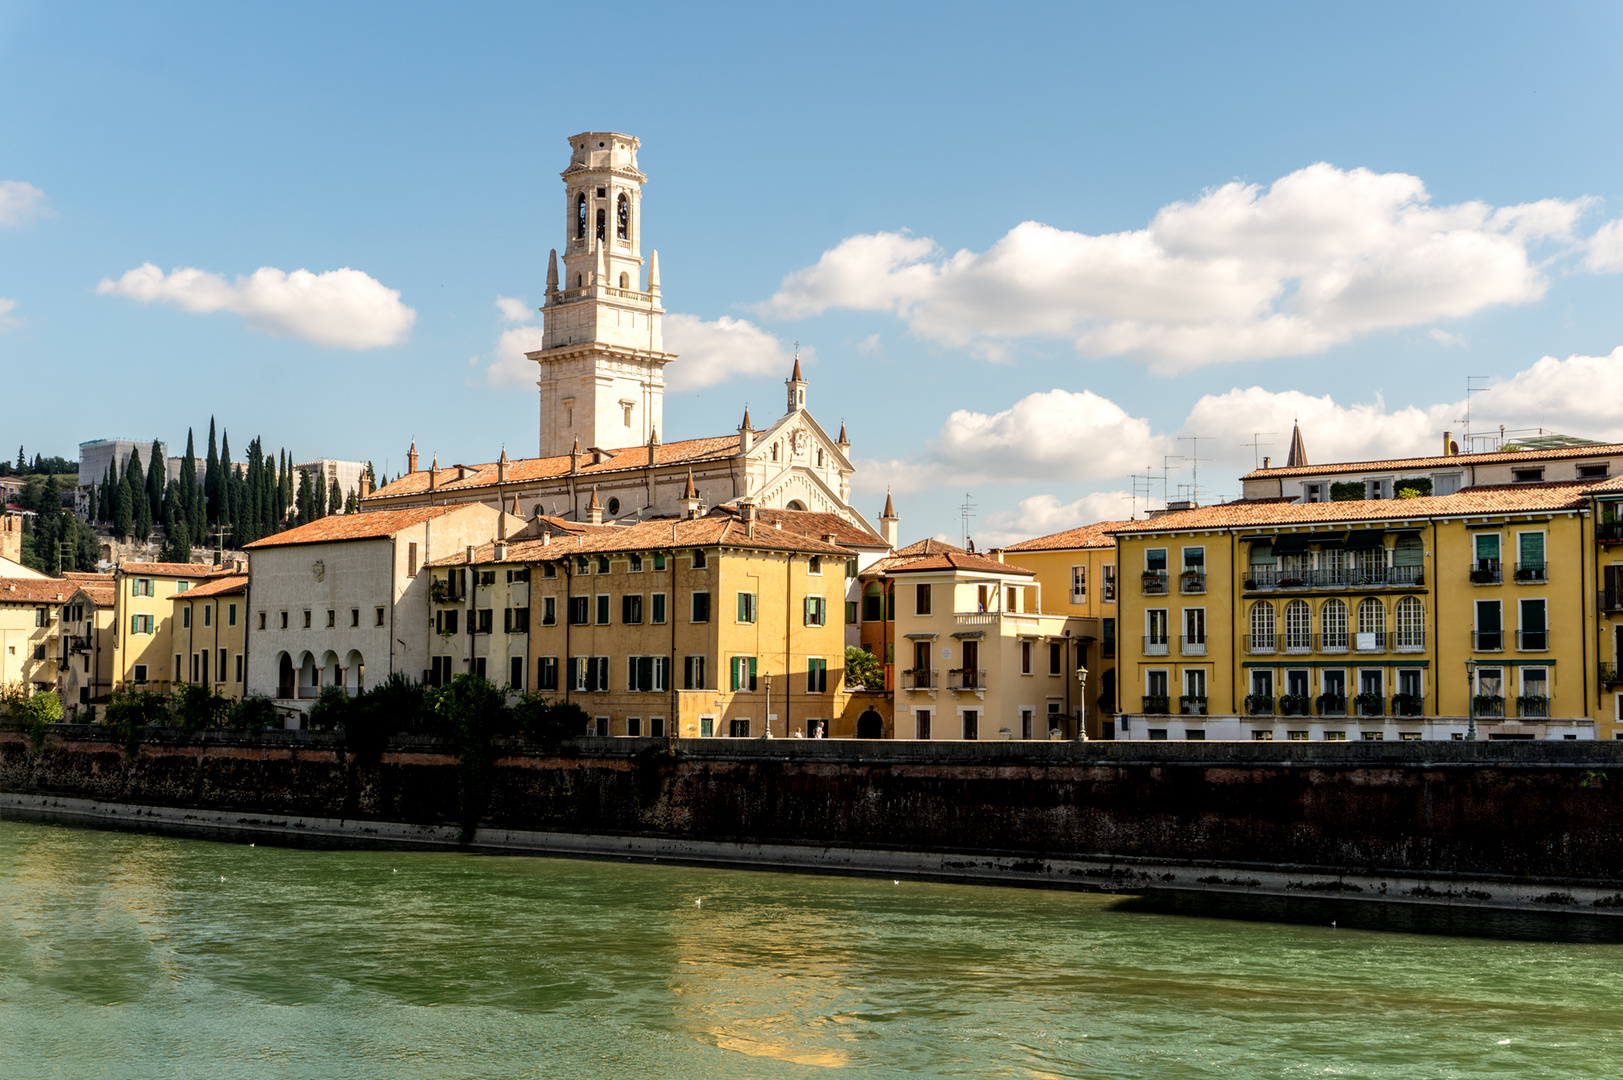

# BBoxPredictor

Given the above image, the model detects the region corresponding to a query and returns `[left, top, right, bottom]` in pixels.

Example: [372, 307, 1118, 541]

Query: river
[2, 819, 1621, 1078]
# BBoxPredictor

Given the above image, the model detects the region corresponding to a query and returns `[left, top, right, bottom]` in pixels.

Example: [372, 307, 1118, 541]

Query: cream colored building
[243, 502, 520, 713]
[111, 561, 233, 693]
[57, 573, 115, 707]
[886, 550, 1094, 740]
[174, 574, 249, 700]
[0, 578, 78, 692]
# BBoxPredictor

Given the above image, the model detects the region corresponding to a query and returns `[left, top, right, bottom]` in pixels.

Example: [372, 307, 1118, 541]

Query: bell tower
[529, 132, 678, 458]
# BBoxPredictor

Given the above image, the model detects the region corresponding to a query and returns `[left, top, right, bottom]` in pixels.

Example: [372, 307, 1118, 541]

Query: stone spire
[648, 249, 660, 295]
[497, 445, 508, 483]
[570, 436, 581, 474]
[739, 405, 754, 453]
[546, 249, 558, 294]
[587, 485, 603, 526]
[879, 489, 898, 549]
[786, 348, 807, 412]
[837, 420, 849, 447]
[407, 439, 419, 474]
[681, 469, 702, 519]
[1286, 421, 1308, 468]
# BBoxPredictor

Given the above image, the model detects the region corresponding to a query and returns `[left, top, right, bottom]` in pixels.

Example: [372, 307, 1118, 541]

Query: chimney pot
[466, 545, 475, 563]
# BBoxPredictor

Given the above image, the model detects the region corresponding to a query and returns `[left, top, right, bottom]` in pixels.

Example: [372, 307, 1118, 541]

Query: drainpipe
[1430, 517, 1440, 720]
[1582, 506, 1591, 722]
[785, 550, 793, 737]
[669, 541, 677, 738]
[563, 556, 573, 707]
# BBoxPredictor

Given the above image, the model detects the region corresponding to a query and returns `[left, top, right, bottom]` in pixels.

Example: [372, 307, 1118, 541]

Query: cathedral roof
[365, 434, 743, 503]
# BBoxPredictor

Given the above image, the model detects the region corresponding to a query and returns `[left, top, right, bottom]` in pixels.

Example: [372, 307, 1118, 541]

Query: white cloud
[0, 298, 20, 330]
[97, 262, 415, 348]
[1468, 346, 1623, 440]
[663, 313, 805, 392]
[1586, 218, 1623, 272]
[979, 491, 1135, 548]
[495, 295, 534, 323]
[854, 388, 1171, 494]
[484, 324, 548, 389]
[1429, 328, 1465, 347]
[856, 332, 883, 354]
[761, 164, 1589, 369]
[0, 181, 49, 227]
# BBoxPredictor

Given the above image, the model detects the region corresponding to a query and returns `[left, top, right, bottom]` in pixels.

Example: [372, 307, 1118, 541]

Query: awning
[1271, 535, 1309, 555]
[950, 630, 985, 639]
[1390, 528, 1423, 538]
[1306, 531, 1348, 547]
[1345, 530, 1386, 550]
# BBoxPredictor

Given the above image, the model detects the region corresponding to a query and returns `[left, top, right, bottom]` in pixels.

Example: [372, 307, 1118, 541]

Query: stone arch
[297, 651, 318, 700]
[786, 499, 807, 511]
[275, 652, 294, 699]
[320, 649, 341, 689]
[343, 649, 365, 695]
[856, 709, 883, 739]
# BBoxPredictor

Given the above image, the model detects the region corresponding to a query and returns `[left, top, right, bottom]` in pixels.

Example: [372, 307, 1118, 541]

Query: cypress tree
[114, 476, 133, 539]
[314, 470, 327, 520]
[280, 451, 293, 525]
[204, 418, 219, 525]
[86, 480, 98, 524]
[134, 484, 152, 543]
[218, 430, 233, 547]
[328, 476, 343, 516]
[146, 439, 165, 524]
[124, 446, 143, 490]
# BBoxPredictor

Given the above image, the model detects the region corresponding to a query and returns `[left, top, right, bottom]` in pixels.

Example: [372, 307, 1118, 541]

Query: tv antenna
[1458, 375, 1490, 449]
[1178, 435, 1211, 504]
[1244, 432, 1277, 470]
[958, 492, 977, 549]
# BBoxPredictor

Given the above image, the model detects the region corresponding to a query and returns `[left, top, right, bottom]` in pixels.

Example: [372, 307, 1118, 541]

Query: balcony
[1144, 635, 1170, 657]
[1279, 694, 1311, 717]
[67, 634, 91, 653]
[1472, 631, 1505, 652]
[1516, 629, 1548, 651]
[1244, 633, 1276, 655]
[1141, 571, 1169, 596]
[1179, 635, 1207, 656]
[1244, 566, 1425, 591]
[948, 668, 987, 692]
[1392, 694, 1424, 717]
[1513, 562, 1547, 584]
[1142, 694, 1170, 715]
[1245, 694, 1275, 716]
[1354, 693, 1385, 717]
[1179, 571, 1206, 594]
[1517, 694, 1550, 718]
[1315, 693, 1348, 717]
[1601, 663, 1623, 688]
[902, 668, 937, 690]
[1282, 633, 1313, 655]
[1469, 560, 1502, 585]
[1472, 695, 1506, 718]
[1353, 631, 1389, 653]
[1179, 695, 1207, 715]
[1605, 590, 1623, 614]
[1599, 522, 1623, 545]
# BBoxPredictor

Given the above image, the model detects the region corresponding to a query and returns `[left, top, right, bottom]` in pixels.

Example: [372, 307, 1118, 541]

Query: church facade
[364, 131, 876, 536]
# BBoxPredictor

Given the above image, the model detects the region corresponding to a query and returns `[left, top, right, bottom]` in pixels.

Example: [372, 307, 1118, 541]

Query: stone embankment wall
[7, 726, 1623, 906]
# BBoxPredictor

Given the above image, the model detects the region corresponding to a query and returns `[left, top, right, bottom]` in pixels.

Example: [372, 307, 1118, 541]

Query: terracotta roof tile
[365, 434, 743, 502]
[243, 505, 479, 549]
[1003, 520, 1131, 552]
[70, 582, 116, 607]
[180, 574, 249, 599]
[119, 561, 231, 577]
[881, 551, 1035, 576]
[1240, 442, 1623, 481]
[0, 577, 81, 603]
[728, 506, 886, 548]
[428, 511, 857, 566]
[1108, 481, 1600, 534]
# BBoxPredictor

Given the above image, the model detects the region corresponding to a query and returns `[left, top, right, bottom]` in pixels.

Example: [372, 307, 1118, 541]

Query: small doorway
[856, 709, 883, 738]
[962, 709, 979, 740]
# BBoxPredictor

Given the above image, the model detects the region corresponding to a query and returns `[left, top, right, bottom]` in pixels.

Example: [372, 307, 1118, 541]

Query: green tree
[113, 476, 134, 539]
[204, 418, 219, 525]
[295, 468, 311, 525]
[145, 439, 164, 524]
[844, 645, 884, 691]
[160, 517, 191, 563]
[314, 469, 327, 520]
[14, 446, 23, 470]
[327, 475, 342, 516]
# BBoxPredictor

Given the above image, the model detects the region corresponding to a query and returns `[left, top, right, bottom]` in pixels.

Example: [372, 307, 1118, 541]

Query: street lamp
[1464, 659, 1478, 742]
[762, 673, 774, 738]
[1075, 664, 1090, 741]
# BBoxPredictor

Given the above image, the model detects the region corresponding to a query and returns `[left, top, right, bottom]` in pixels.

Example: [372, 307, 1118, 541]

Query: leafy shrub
[0, 681, 30, 719]
[305, 684, 351, 731]
[844, 646, 884, 691]
[512, 693, 589, 745]
[1395, 477, 1433, 499]
[229, 694, 281, 730]
[103, 690, 171, 759]
[1330, 482, 1366, 502]
[172, 683, 231, 729]
[19, 690, 63, 749]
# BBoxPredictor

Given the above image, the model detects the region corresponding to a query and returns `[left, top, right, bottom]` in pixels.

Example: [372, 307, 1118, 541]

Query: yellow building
[1111, 482, 1598, 741]
[999, 521, 1124, 736]
[173, 574, 249, 700]
[426, 505, 857, 738]
[0, 577, 79, 692]
[111, 560, 235, 693]
[58, 573, 116, 708]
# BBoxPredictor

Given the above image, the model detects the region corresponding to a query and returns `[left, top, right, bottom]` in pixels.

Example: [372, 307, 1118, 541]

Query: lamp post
[1464, 659, 1478, 742]
[1075, 664, 1090, 741]
[762, 673, 774, 738]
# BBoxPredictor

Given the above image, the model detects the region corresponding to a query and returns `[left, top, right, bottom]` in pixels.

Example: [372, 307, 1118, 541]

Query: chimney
[542, 530, 551, 546]
[1443, 431, 1454, 456]
[494, 541, 508, 563]
[465, 545, 476, 563]
[359, 469, 372, 499]
[1262, 455, 1271, 469]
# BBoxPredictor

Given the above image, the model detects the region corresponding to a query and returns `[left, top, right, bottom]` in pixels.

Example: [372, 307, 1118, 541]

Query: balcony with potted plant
[1279, 693, 1310, 717]
[1354, 692, 1384, 717]
[1141, 694, 1170, 715]
[1516, 694, 1550, 718]
[1472, 694, 1505, 718]
[1244, 694, 1275, 716]
[1178, 694, 1207, 716]
[1391, 693, 1423, 717]
[1315, 692, 1347, 717]
[1141, 570, 1169, 596]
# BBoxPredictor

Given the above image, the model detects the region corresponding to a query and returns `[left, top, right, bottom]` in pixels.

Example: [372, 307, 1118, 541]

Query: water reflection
[4, 819, 1623, 1079]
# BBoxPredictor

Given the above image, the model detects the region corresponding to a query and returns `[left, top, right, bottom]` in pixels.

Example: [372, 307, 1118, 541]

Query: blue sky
[4, 2, 1623, 544]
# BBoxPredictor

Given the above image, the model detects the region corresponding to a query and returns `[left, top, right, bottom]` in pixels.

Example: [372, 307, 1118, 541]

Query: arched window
[1321, 598, 1348, 650]
[771, 443, 779, 462]
[619, 272, 629, 289]
[574, 273, 582, 289]
[1284, 599, 1312, 652]
[616, 192, 629, 239]
[576, 193, 586, 239]
[595, 207, 606, 240]
[1249, 601, 1276, 652]
[1357, 598, 1386, 648]
[816, 448, 824, 467]
[1394, 596, 1424, 650]
[787, 499, 807, 511]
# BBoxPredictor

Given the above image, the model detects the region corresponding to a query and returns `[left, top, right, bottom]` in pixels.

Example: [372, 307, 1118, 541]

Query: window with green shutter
[1518, 532, 1545, 568]
[1475, 534, 1501, 562]
[737, 592, 756, 623]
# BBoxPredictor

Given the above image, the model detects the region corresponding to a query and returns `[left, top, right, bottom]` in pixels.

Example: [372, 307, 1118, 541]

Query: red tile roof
[69, 582, 116, 607]
[1003, 520, 1130, 552]
[729, 506, 886, 549]
[364, 435, 743, 502]
[880, 551, 1036, 577]
[243, 505, 481, 549]
[119, 561, 231, 578]
[1108, 480, 1599, 535]
[428, 511, 857, 566]
[180, 574, 248, 599]
[0, 577, 82, 603]
[1240, 442, 1623, 481]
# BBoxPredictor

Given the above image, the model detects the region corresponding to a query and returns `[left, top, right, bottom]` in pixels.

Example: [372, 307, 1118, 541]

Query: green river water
[2, 819, 1621, 1078]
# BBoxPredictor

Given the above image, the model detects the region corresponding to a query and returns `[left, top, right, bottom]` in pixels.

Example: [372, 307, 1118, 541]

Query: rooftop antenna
[1177, 435, 1210, 504]
[1161, 455, 1182, 507]
[1459, 375, 1489, 451]
[958, 492, 977, 549]
[1244, 432, 1277, 471]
